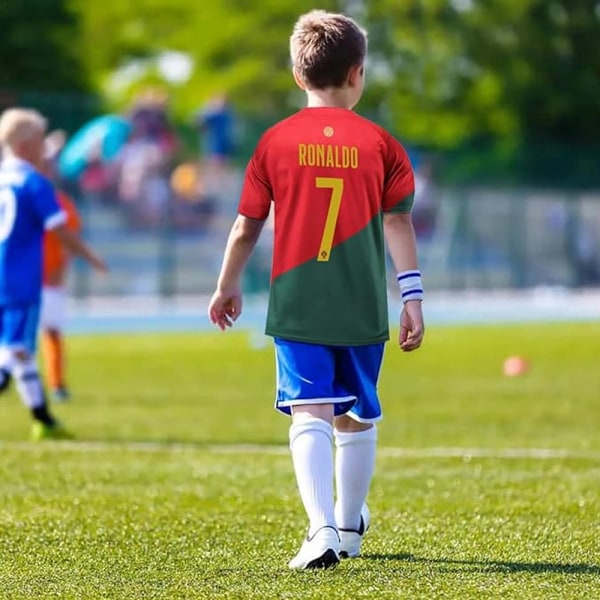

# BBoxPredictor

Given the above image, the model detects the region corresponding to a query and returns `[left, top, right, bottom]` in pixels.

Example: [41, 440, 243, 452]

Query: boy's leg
[289, 405, 336, 537]
[41, 329, 68, 399]
[40, 287, 69, 400]
[334, 418, 377, 531]
[333, 343, 384, 556]
[275, 339, 356, 568]
[2, 303, 71, 439]
[288, 405, 340, 569]
[12, 350, 56, 426]
[0, 346, 13, 392]
[0, 367, 11, 392]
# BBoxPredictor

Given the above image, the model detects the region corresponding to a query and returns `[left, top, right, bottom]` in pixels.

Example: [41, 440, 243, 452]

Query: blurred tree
[363, 0, 488, 147]
[466, 0, 600, 145]
[0, 0, 88, 92]
[364, 0, 600, 147]
[73, 0, 340, 120]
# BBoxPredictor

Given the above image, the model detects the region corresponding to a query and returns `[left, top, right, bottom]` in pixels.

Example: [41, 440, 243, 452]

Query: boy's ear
[292, 68, 307, 91]
[347, 64, 364, 87]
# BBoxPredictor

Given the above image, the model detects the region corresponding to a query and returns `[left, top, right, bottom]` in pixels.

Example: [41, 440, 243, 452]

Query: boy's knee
[334, 414, 374, 433]
[291, 403, 334, 424]
[11, 350, 37, 380]
[289, 416, 333, 449]
[13, 348, 32, 364]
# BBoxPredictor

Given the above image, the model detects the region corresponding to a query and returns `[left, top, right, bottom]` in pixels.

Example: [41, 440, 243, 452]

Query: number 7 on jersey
[316, 177, 344, 262]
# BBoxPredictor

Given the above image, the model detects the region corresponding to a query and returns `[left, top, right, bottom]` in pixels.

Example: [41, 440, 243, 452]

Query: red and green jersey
[239, 107, 414, 345]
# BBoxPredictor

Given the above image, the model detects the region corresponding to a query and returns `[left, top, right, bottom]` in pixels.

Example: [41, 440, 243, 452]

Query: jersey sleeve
[30, 173, 66, 230]
[238, 144, 272, 220]
[58, 192, 82, 233]
[382, 135, 415, 214]
[67, 201, 82, 233]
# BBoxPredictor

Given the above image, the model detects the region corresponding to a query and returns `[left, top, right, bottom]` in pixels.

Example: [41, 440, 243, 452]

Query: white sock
[289, 417, 336, 537]
[13, 360, 45, 409]
[334, 426, 377, 530]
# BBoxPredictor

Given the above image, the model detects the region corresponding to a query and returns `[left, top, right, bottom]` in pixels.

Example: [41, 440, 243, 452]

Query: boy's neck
[1, 149, 25, 163]
[2, 147, 34, 166]
[305, 89, 353, 110]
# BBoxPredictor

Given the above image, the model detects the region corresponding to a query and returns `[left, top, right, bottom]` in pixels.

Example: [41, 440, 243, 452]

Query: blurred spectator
[114, 89, 180, 227]
[116, 129, 170, 226]
[412, 158, 438, 241]
[566, 213, 600, 287]
[64, 88, 231, 232]
[79, 140, 115, 205]
[194, 94, 236, 169]
[169, 161, 216, 230]
[129, 88, 178, 157]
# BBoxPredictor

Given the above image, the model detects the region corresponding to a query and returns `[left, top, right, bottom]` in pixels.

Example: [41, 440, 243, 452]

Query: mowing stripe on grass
[0, 441, 599, 460]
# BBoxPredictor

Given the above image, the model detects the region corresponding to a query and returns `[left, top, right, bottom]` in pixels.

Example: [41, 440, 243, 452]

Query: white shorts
[40, 287, 68, 331]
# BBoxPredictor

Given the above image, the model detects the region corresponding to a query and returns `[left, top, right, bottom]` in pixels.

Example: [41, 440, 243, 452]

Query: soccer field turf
[0, 323, 598, 599]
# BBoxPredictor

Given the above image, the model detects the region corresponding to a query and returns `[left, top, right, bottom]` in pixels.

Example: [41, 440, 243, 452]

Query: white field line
[0, 441, 599, 460]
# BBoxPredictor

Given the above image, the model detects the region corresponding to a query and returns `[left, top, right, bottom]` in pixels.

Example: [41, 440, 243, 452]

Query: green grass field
[0, 323, 598, 599]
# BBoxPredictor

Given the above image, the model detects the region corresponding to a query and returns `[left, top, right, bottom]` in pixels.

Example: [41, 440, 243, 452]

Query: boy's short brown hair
[290, 10, 367, 90]
[0, 108, 47, 150]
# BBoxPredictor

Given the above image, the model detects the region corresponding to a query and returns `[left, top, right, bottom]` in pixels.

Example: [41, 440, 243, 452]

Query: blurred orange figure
[40, 190, 82, 401]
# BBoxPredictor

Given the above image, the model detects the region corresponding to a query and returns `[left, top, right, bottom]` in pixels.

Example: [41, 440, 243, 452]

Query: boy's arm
[383, 212, 425, 352]
[52, 224, 107, 273]
[209, 215, 265, 330]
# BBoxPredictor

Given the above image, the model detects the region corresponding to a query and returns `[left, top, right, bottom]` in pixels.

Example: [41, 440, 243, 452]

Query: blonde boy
[0, 108, 106, 440]
[209, 11, 424, 568]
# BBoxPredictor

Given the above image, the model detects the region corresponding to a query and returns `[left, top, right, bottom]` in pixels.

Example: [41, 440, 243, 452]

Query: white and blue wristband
[397, 269, 424, 303]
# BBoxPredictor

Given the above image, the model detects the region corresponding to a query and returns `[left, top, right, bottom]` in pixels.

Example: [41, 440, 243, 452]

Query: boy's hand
[208, 287, 243, 331]
[90, 254, 108, 274]
[399, 300, 424, 351]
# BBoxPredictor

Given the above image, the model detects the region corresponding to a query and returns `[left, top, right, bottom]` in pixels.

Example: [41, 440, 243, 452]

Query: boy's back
[239, 107, 414, 345]
[0, 156, 63, 305]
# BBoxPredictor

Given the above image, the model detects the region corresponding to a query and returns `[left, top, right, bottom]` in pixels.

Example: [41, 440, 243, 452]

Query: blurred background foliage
[0, 0, 598, 186]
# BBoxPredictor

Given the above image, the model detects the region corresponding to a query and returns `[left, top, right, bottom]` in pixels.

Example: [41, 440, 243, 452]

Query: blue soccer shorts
[0, 303, 41, 355]
[274, 337, 385, 423]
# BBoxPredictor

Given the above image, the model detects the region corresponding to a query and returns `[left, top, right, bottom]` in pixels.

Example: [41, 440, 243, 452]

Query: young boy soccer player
[209, 10, 425, 569]
[0, 108, 107, 440]
[40, 131, 84, 402]
[41, 179, 81, 402]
